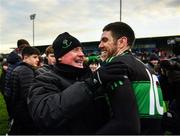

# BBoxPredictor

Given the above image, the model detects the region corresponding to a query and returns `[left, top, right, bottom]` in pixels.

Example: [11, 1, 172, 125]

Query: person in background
[35, 45, 56, 75]
[16, 39, 31, 58]
[145, 53, 160, 75]
[8, 46, 40, 135]
[87, 54, 100, 73]
[44, 45, 56, 65]
[98, 21, 165, 134]
[160, 37, 180, 134]
[27, 32, 137, 134]
[3, 39, 30, 126]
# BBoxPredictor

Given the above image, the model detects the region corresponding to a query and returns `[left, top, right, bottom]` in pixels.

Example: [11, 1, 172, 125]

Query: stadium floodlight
[30, 14, 36, 46]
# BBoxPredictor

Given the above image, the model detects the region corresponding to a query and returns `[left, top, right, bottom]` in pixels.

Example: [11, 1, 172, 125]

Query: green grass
[0, 92, 9, 135]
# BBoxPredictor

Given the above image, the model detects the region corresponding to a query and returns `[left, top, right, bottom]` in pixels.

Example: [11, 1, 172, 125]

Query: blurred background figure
[35, 45, 56, 75]
[44, 45, 56, 65]
[160, 37, 180, 134]
[87, 54, 100, 73]
[16, 39, 30, 58]
[145, 53, 159, 75]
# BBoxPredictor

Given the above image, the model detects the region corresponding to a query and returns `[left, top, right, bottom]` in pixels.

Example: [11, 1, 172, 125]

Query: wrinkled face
[46, 53, 56, 65]
[23, 54, 40, 67]
[99, 31, 118, 60]
[59, 47, 84, 68]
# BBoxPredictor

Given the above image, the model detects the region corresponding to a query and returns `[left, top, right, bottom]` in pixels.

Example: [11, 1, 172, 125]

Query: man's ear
[117, 36, 127, 48]
[22, 55, 28, 60]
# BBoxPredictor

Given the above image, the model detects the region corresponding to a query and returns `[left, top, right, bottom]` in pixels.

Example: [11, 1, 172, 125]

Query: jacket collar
[53, 63, 91, 80]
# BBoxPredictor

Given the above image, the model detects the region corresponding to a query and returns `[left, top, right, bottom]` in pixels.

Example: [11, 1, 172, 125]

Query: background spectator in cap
[8, 46, 40, 135]
[145, 53, 160, 75]
[27, 32, 128, 134]
[87, 54, 100, 73]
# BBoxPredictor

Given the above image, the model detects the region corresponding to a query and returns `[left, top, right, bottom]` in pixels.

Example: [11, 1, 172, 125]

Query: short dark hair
[17, 39, 30, 49]
[103, 22, 135, 47]
[22, 47, 40, 57]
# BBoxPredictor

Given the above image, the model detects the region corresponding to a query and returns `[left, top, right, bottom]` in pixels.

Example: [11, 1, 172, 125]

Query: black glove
[85, 61, 128, 90]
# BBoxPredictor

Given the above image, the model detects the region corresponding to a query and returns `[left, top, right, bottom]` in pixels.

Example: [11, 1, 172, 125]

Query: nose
[78, 50, 84, 57]
[37, 58, 40, 62]
[98, 42, 104, 49]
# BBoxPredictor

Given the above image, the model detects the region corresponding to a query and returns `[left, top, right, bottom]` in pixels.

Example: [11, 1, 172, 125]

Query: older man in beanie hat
[27, 32, 133, 134]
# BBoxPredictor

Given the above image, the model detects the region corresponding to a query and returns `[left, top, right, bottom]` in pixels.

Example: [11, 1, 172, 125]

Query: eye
[73, 47, 83, 52]
[101, 37, 108, 43]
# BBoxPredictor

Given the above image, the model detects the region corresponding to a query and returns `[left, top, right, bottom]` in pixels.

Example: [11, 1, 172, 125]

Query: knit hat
[52, 32, 82, 60]
[88, 55, 100, 65]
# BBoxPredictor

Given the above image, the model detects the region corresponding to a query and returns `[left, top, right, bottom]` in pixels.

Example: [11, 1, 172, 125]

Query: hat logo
[62, 39, 72, 48]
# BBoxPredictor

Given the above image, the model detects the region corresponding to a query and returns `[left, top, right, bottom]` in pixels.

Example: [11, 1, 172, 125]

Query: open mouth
[75, 60, 83, 66]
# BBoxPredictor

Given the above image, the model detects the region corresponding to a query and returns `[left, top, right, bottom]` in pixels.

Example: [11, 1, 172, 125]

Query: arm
[27, 73, 93, 131]
[89, 59, 140, 134]
[11, 66, 35, 118]
[96, 78, 140, 134]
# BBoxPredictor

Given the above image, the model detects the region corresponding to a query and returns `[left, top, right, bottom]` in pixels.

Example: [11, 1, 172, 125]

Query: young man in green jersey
[98, 21, 165, 134]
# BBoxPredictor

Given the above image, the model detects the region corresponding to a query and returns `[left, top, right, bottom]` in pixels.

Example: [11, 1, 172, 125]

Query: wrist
[84, 78, 100, 92]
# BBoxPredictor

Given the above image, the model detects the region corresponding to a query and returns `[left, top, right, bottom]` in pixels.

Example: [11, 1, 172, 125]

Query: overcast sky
[0, 0, 180, 53]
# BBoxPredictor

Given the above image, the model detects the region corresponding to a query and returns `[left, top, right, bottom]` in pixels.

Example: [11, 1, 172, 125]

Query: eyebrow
[101, 37, 108, 42]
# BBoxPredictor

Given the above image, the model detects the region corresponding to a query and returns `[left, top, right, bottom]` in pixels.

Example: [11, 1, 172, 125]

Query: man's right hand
[85, 61, 129, 90]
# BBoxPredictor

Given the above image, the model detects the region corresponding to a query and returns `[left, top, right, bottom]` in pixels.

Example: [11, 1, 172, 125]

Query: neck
[115, 46, 130, 56]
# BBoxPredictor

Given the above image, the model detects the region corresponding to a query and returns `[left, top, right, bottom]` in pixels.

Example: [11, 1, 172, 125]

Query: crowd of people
[0, 21, 179, 135]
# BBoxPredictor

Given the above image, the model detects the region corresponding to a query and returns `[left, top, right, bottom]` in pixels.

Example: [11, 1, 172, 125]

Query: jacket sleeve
[96, 78, 140, 134]
[10, 66, 35, 120]
[27, 73, 93, 131]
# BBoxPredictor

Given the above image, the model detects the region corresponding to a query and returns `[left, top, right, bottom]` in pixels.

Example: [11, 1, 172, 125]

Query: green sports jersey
[131, 70, 164, 118]
[106, 51, 165, 119]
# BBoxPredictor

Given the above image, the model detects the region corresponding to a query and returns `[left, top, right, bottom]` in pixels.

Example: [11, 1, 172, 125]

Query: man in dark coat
[8, 47, 40, 134]
[4, 39, 30, 120]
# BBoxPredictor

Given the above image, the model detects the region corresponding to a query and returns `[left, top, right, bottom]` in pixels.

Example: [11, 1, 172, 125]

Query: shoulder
[35, 69, 59, 82]
[13, 63, 33, 74]
[35, 64, 53, 75]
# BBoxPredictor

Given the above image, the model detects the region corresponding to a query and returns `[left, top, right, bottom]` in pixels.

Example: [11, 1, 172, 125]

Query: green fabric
[132, 81, 164, 118]
[104, 51, 166, 119]
[88, 55, 100, 62]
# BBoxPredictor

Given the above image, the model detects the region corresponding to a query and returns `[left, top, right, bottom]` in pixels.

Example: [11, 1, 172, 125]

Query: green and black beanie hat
[52, 32, 82, 60]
